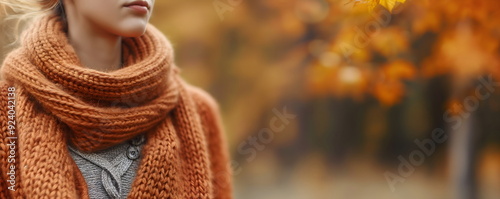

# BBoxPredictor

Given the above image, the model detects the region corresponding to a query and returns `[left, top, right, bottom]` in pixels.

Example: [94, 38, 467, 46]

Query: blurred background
[2, 0, 500, 198]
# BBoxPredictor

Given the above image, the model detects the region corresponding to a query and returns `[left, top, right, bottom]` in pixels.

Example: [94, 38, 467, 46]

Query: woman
[0, 0, 232, 198]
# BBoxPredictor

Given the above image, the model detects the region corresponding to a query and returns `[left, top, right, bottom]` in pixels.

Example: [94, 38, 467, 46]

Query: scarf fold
[1, 14, 213, 198]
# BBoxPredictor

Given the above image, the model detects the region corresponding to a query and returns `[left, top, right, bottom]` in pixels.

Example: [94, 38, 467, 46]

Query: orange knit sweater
[0, 14, 232, 198]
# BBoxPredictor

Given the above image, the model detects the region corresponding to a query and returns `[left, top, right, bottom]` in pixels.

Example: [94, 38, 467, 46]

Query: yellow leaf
[379, 0, 406, 12]
[345, 0, 378, 11]
[349, 0, 407, 12]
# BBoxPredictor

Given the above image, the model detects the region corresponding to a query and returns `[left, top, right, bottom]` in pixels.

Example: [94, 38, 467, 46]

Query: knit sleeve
[0, 81, 12, 198]
[188, 86, 233, 199]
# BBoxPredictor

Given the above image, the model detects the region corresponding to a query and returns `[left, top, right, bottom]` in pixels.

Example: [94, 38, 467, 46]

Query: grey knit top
[68, 135, 146, 199]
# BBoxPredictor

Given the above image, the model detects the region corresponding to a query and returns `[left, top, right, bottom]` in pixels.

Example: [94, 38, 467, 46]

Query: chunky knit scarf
[0, 15, 231, 198]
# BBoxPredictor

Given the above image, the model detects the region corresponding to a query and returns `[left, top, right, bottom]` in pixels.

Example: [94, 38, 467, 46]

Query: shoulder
[184, 83, 225, 135]
[185, 84, 220, 116]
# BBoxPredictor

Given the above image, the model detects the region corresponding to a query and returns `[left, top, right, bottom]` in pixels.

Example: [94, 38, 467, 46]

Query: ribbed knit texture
[0, 14, 232, 199]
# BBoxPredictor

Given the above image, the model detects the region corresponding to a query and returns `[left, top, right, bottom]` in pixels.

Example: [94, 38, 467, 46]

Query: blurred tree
[310, 0, 500, 198]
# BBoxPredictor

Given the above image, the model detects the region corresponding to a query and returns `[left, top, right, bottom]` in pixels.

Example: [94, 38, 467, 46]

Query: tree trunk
[449, 112, 478, 199]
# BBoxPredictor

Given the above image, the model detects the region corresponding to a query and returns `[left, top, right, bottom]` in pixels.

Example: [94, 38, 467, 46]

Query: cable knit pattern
[0, 14, 232, 198]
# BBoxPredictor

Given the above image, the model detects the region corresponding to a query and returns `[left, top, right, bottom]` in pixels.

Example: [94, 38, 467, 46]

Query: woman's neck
[66, 17, 123, 72]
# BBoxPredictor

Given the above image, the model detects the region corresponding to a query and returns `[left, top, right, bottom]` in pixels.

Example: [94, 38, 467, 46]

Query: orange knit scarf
[0, 15, 216, 198]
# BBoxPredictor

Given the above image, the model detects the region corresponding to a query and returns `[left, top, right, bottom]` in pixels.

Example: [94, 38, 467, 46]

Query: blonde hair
[1, 0, 65, 43]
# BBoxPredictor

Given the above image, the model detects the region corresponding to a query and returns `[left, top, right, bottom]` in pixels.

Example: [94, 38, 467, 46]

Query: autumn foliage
[306, 0, 500, 106]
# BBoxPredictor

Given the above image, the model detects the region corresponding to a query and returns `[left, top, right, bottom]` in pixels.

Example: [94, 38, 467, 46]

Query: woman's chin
[116, 27, 147, 38]
[115, 20, 149, 38]
[120, 30, 147, 38]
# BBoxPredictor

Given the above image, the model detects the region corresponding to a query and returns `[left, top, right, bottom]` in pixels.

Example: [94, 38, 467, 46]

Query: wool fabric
[0, 14, 232, 198]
